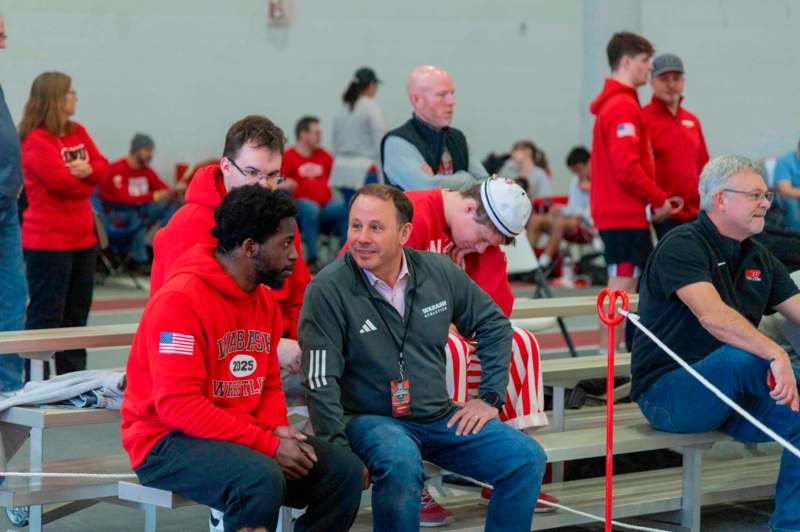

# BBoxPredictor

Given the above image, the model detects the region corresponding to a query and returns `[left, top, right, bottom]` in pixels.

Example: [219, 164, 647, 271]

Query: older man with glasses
[630, 154, 800, 532]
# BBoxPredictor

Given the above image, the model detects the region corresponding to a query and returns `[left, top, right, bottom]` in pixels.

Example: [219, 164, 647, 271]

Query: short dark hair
[212, 184, 297, 254]
[607, 31, 654, 70]
[223, 115, 286, 161]
[566, 146, 591, 167]
[459, 184, 514, 245]
[295, 115, 319, 140]
[350, 184, 413, 226]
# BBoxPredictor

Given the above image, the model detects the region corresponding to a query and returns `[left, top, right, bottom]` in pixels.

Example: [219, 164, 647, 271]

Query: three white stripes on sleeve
[308, 349, 328, 390]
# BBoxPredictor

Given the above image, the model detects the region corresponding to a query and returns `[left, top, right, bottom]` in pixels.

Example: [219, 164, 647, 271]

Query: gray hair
[699, 155, 761, 211]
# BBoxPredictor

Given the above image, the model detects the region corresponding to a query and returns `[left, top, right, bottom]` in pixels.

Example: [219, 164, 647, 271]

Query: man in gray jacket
[299, 184, 545, 532]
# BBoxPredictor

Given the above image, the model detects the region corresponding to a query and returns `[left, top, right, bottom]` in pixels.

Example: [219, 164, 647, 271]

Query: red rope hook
[596, 288, 629, 532]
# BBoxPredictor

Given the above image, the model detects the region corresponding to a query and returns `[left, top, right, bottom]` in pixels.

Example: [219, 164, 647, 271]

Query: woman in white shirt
[330, 67, 386, 207]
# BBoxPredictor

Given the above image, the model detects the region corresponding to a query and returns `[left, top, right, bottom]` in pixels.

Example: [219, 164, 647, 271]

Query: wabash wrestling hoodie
[149, 163, 311, 339]
[121, 245, 288, 469]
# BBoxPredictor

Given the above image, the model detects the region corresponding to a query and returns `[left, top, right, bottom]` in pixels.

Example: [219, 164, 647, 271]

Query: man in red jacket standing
[589, 31, 671, 352]
[642, 53, 710, 239]
[122, 185, 363, 532]
[151, 115, 311, 373]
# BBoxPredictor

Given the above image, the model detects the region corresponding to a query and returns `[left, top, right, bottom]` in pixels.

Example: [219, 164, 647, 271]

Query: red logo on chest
[745, 269, 762, 281]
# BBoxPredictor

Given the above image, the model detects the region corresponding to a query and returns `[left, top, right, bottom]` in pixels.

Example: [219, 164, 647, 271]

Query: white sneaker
[209, 508, 225, 532]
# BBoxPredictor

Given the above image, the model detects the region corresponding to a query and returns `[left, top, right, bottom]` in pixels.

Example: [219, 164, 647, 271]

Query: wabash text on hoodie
[121, 245, 288, 469]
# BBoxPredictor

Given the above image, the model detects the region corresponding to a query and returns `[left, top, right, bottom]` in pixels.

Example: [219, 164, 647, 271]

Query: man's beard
[136, 156, 151, 167]
[256, 267, 285, 289]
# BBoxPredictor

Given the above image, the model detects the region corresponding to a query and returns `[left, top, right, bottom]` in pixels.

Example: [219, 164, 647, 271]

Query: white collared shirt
[363, 252, 410, 316]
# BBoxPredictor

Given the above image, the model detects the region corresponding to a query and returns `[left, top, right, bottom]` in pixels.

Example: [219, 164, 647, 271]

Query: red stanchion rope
[596, 288, 630, 532]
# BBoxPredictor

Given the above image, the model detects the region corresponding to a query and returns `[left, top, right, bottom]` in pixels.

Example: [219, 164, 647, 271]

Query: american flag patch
[616, 122, 636, 138]
[159, 332, 195, 355]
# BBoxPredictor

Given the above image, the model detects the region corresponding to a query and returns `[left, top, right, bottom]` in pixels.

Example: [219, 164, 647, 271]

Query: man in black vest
[381, 65, 489, 191]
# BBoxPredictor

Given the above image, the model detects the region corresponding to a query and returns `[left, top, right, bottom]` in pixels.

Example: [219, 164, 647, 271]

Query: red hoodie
[641, 96, 710, 222]
[589, 79, 666, 230]
[342, 189, 514, 316]
[21, 122, 108, 250]
[121, 244, 288, 469]
[150, 164, 311, 338]
[99, 158, 168, 205]
[281, 146, 334, 206]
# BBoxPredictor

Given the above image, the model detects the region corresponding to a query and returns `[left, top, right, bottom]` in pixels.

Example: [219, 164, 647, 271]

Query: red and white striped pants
[445, 327, 548, 430]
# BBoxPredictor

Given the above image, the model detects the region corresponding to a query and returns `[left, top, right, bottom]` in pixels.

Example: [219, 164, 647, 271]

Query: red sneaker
[480, 487, 559, 513]
[420, 487, 454, 528]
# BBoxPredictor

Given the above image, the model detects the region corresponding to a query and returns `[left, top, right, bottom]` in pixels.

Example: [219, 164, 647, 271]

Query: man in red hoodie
[589, 31, 672, 351]
[151, 115, 311, 373]
[122, 185, 363, 532]
[642, 53, 710, 239]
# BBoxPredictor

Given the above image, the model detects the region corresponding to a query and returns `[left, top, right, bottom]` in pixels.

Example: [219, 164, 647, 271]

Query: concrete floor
[0, 276, 782, 531]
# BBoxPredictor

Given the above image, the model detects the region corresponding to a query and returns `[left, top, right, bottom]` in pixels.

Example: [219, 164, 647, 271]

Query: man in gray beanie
[98, 133, 181, 271]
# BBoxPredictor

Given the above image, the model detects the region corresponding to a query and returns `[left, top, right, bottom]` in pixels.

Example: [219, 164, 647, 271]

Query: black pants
[23, 247, 96, 377]
[653, 218, 686, 240]
[135, 431, 363, 532]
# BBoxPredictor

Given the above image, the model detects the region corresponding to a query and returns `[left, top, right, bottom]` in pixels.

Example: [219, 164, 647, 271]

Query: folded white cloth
[0, 369, 126, 412]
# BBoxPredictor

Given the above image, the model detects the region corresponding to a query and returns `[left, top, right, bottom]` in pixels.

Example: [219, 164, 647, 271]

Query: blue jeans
[106, 201, 177, 263]
[0, 198, 27, 391]
[295, 195, 347, 262]
[346, 412, 546, 532]
[636, 345, 800, 531]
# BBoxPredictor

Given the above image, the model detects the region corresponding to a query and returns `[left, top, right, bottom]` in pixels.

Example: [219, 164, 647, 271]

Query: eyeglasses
[227, 158, 284, 185]
[722, 189, 774, 203]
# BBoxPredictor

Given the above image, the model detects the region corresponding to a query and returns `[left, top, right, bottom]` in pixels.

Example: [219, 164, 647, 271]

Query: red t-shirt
[404, 190, 514, 317]
[21, 122, 108, 250]
[641, 97, 710, 222]
[121, 245, 287, 469]
[281, 146, 334, 206]
[99, 158, 168, 205]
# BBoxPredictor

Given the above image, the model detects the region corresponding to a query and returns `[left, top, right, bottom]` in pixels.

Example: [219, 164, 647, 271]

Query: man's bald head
[406, 65, 455, 128]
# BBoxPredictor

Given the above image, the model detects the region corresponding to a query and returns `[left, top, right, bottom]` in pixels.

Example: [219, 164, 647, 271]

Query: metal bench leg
[551, 386, 566, 482]
[144, 504, 157, 532]
[680, 446, 703, 532]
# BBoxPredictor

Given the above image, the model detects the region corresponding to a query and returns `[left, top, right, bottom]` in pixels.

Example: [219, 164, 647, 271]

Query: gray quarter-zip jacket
[299, 248, 513, 447]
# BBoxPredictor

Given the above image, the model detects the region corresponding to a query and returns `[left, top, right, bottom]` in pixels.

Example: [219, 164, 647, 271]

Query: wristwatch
[480, 391, 504, 411]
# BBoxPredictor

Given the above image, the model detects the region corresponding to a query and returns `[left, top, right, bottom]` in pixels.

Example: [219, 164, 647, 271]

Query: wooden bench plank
[511, 295, 639, 320]
[0, 324, 137, 356]
[541, 353, 631, 386]
[350, 454, 779, 531]
[0, 406, 120, 429]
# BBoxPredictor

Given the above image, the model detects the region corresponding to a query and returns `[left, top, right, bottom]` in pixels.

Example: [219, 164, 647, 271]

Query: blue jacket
[0, 85, 22, 201]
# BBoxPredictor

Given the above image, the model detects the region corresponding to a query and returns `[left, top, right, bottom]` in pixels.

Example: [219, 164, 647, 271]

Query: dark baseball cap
[652, 53, 684, 77]
[354, 67, 381, 85]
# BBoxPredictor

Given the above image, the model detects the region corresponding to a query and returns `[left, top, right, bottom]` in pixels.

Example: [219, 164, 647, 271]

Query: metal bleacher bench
[0, 294, 779, 531]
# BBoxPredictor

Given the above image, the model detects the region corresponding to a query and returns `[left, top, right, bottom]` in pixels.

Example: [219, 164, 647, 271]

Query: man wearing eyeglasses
[151, 114, 310, 357]
[631, 155, 800, 532]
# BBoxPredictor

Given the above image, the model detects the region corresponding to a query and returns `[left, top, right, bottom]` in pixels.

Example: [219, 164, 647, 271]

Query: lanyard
[359, 268, 416, 381]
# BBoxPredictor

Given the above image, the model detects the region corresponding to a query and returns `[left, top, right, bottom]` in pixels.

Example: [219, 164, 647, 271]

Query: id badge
[390, 379, 411, 417]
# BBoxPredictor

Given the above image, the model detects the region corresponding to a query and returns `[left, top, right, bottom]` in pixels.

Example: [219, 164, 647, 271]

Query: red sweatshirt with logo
[280, 146, 334, 206]
[99, 158, 168, 205]
[150, 164, 311, 338]
[21, 122, 108, 250]
[641, 96, 710, 222]
[589, 79, 666, 230]
[122, 245, 288, 469]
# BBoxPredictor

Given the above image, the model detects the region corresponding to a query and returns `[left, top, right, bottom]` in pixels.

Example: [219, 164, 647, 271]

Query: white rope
[535, 498, 669, 532]
[460, 478, 670, 532]
[0, 471, 136, 478]
[623, 309, 800, 460]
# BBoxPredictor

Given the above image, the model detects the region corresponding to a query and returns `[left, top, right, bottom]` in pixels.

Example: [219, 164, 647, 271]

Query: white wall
[0, 0, 797, 192]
